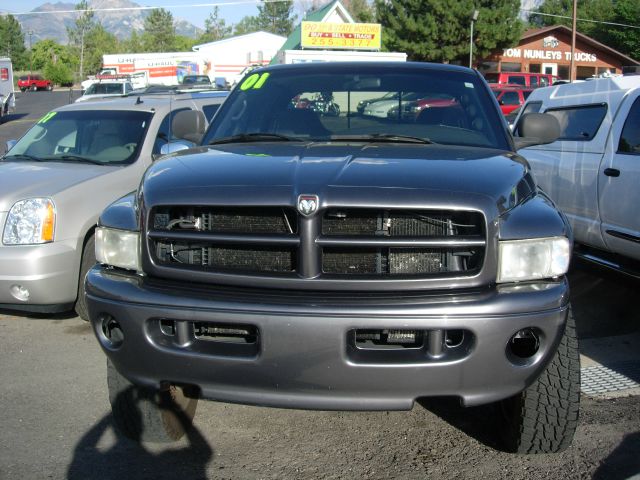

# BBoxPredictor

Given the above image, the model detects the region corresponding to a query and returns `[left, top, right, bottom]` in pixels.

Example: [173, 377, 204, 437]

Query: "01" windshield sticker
[38, 112, 57, 124]
[240, 72, 270, 91]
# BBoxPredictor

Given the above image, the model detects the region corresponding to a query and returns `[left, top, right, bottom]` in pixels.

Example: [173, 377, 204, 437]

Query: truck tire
[75, 235, 95, 322]
[30, 84, 37, 92]
[46, 84, 53, 91]
[107, 359, 198, 443]
[500, 307, 580, 454]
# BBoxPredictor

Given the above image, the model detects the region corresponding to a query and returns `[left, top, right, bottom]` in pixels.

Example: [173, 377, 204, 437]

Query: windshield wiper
[208, 133, 300, 145]
[43, 155, 106, 166]
[2, 153, 44, 162]
[332, 134, 434, 144]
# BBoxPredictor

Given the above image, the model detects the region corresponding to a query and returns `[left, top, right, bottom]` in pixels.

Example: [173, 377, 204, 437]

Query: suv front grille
[147, 206, 486, 285]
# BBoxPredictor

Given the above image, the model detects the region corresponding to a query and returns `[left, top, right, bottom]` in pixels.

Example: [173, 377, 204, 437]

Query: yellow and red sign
[301, 22, 381, 50]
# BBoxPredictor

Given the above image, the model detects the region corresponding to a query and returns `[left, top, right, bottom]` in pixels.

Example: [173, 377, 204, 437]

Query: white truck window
[545, 103, 607, 141]
[618, 97, 640, 155]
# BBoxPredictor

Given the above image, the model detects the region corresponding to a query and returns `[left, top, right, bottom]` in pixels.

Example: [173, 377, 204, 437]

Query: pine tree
[376, 0, 522, 64]
[142, 9, 177, 52]
[67, 0, 97, 80]
[0, 15, 28, 70]
[233, 16, 262, 36]
[199, 7, 232, 43]
[257, 0, 296, 36]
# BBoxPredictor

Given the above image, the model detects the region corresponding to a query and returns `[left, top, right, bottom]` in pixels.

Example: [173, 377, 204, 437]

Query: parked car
[75, 80, 134, 102]
[0, 90, 228, 319]
[86, 62, 579, 454]
[491, 85, 534, 115]
[362, 91, 422, 118]
[17, 74, 52, 92]
[356, 91, 399, 114]
[181, 75, 212, 87]
[484, 72, 557, 88]
[516, 75, 640, 272]
[388, 95, 459, 121]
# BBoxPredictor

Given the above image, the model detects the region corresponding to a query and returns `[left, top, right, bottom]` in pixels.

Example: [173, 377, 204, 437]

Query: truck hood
[142, 143, 532, 216]
[0, 161, 117, 212]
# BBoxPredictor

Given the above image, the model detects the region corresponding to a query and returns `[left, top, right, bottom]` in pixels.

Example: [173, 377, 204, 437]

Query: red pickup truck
[17, 74, 53, 92]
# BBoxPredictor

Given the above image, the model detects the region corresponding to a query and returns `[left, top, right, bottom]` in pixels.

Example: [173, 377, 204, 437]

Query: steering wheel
[123, 143, 137, 153]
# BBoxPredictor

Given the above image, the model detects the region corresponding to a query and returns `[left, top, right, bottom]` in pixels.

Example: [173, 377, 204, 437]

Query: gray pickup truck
[86, 62, 578, 454]
[517, 76, 640, 275]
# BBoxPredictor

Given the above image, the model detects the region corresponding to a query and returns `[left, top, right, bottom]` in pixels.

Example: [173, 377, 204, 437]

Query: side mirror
[159, 141, 194, 156]
[6, 139, 17, 152]
[172, 110, 206, 144]
[513, 113, 560, 150]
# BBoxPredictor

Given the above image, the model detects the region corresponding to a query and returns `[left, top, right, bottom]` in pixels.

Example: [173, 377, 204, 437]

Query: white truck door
[525, 103, 610, 250]
[598, 92, 640, 261]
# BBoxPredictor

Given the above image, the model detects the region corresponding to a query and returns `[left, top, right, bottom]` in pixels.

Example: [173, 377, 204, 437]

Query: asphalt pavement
[0, 89, 638, 479]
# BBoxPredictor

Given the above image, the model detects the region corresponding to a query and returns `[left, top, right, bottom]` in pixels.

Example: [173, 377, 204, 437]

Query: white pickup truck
[0, 57, 15, 120]
[517, 76, 640, 273]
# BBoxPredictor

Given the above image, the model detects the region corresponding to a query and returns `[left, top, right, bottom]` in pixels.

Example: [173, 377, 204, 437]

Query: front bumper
[0, 235, 80, 312]
[87, 267, 570, 410]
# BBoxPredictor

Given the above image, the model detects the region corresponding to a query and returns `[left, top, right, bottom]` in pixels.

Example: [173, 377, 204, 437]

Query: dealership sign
[301, 22, 381, 50]
[503, 48, 597, 63]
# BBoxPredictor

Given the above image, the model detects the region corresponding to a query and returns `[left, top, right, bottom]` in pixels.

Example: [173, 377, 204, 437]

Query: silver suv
[0, 90, 227, 319]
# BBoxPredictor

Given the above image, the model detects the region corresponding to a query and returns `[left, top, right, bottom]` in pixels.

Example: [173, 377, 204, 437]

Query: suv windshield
[4, 110, 152, 165]
[203, 64, 508, 149]
[85, 83, 127, 95]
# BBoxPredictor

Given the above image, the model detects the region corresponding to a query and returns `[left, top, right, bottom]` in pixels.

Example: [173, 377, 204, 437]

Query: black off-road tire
[501, 307, 580, 454]
[30, 84, 37, 92]
[107, 359, 198, 443]
[75, 235, 95, 321]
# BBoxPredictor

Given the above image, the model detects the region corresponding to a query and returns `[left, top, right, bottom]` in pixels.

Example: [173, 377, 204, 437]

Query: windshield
[203, 65, 509, 149]
[4, 110, 152, 165]
[84, 83, 126, 95]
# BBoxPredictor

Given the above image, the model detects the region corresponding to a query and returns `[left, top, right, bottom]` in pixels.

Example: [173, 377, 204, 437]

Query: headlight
[95, 227, 140, 271]
[497, 237, 570, 283]
[2, 198, 56, 245]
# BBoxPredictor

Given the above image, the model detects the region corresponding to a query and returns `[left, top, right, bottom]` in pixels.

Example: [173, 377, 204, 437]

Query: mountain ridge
[17, 0, 200, 45]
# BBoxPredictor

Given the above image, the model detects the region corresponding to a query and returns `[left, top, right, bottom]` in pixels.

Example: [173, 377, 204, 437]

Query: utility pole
[570, 0, 577, 81]
[28, 31, 33, 76]
[469, 10, 479, 69]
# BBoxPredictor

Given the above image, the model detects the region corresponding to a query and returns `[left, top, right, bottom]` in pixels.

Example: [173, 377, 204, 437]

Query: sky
[4, 0, 269, 29]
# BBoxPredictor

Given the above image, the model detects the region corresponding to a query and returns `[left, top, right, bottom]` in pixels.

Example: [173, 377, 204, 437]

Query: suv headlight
[2, 198, 56, 245]
[497, 237, 570, 283]
[95, 227, 140, 271]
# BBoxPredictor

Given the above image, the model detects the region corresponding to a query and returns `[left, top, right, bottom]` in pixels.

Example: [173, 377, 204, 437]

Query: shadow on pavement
[569, 260, 640, 340]
[0, 113, 29, 124]
[0, 307, 78, 320]
[67, 389, 213, 480]
[417, 397, 504, 452]
[592, 431, 640, 480]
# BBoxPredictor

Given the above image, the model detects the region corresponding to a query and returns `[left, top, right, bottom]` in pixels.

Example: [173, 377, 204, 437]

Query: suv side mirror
[172, 110, 206, 144]
[513, 113, 560, 150]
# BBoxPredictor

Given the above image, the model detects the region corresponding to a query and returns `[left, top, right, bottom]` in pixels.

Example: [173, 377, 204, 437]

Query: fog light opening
[508, 328, 540, 359]
[100, 314, 124, 348]
[10, 284, 30, 302]
[445, 329, 465, 348]
[160, 319, 176, 336]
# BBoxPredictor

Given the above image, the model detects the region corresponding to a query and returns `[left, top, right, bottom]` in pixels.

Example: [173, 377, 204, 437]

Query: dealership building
[478, 25, 639, 80]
